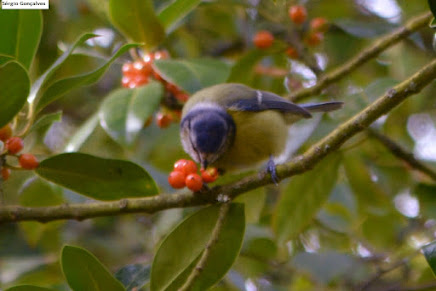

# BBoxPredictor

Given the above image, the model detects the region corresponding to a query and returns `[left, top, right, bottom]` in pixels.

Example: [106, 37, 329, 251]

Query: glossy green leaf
[0, 10, 42, 69]
[158, 0, 201, 32]
[100, 82, 164, 146]
[153, 58, 231, 94]
[5, 286, 55, 291]
[150, 203, 245, 291]
[35, 43, 138, 112]
[64, 112, 99, 152]
[28, 33, 97, 104]
[19, 178, 64, 247]
[0, 61, 30, 128]
[430, 18, 436, 29]
[36, 153, 158, 200]
[234, 188, 266, 223]
[415, 183, 436, 219]
[273, 153, 341, 244]
[227, 49, 266, 85]
[109, 0, 165, 49]
[0, 54, 14, 65]
[61, 245, 125, 291]
[429, 0, 436, 19]
[115, 264, 151, 290]
[423, 240, 436, 277]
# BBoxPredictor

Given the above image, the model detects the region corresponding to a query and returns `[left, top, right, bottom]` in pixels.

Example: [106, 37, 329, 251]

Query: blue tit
[180, 83, 342, 180]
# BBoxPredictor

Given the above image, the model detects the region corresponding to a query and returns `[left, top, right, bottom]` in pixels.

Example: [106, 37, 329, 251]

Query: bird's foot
[266, 156, 279, 185]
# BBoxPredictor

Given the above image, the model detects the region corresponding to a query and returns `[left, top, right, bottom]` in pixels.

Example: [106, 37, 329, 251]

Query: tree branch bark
[1, 58, 436, 223]
[288, 12, 432, 102]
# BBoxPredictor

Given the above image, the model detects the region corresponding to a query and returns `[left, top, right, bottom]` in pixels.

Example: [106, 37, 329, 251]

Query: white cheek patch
[180, 124, 200, 163]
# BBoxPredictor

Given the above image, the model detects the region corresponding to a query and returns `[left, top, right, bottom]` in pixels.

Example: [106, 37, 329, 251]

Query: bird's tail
[301, 101, 344, 112]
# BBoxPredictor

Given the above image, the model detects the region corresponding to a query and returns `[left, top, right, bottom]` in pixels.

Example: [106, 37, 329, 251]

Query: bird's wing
[225, 89, 312, 118]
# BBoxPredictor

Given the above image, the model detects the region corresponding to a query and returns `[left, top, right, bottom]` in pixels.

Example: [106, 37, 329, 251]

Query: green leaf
[36, 153, 158, 200]
[5, 286, 55, 291]
[115, 264, 151, 291]
[18, 177, 64, 247]
[28, 33, 97, 104]
[415, 183, 436, 219]
[35, 43, 138, 112]
[0, 10, 42, 70]
[430, 18, 436, 29]
[423, 240, 436, 277]
[158, 0, 201, 32]
[429, 0, 436, 19]
[227, 49, 267, 85]
[0, 54, 15, 65]
[273, 153, 341, 244]
[150, 203, 245, 291]
[61, 245, 126, 291]
[0, 61, 30, 128]
[100, 82, 164, 146]
[109, 0, 165, 49]
[64, 112, 99, 152]
[153, 58, 231, 94]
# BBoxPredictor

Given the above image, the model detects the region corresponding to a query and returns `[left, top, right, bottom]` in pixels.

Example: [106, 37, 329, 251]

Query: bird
[180, 83, 343, 182]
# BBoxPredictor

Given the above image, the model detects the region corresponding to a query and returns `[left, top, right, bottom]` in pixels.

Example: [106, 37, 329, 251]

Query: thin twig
[1, 59, 436, 223]
[288, 12, 432, 102]
[178, 202, 231, 291]
[367, 128, 436, 182]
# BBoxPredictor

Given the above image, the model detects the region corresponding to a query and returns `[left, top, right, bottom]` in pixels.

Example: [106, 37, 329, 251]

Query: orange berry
[289, 5, 307, 24]
[1, 168, 10, 180]
[121, 76, 131, 88]
[253, 30, 274, 49]
[185, 173, 203, 192]
[310, 17, 328, 32]
[156, 112, 173, 128]
[129, 74, 149, 88]
[306, 32, 323, 46]
[0, 124, 12, 141]
[175, 92, 189, 102]
[19, 153, 39, 170]
[168, 170, 186, 189]
[122, 62, 136, 77]
[201, 167, 219, 183]
[6, 137, 23, 154]
[133, 60, 152, 76]
[174, 159, 198, 175]
[285, 47, 299, 59]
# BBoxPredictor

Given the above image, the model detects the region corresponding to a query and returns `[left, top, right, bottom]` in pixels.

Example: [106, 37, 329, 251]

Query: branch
[1, 59, 436, 223]
[367, 128, 436, 182]
[179, 202, 231, 291]
[288, 12, 432, 102]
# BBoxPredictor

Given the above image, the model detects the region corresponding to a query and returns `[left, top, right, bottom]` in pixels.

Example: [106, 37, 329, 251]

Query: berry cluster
[252, 4, 328, 60]
[168, 159, 219, 192]
[121, 51, 189, 129]
[0, 124, 39, 181]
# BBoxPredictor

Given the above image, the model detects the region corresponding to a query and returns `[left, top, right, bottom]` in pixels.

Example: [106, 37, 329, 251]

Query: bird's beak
[199, 153, 209, 170]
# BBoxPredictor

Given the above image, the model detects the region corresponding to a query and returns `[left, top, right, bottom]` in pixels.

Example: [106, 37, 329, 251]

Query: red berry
[253, 30, 274, 49]
[289, 5, 307, 24]
[0, 124, 12, 141]
[185, 173, 203, 192]
[143, 53, 155, 63]
[285, 47, 299, 59]
[121, 76, 131, 88]
[201, 167, 219, 183]
[19, 153, 39, 170]
[306, 32, 323, 46]
[175, 92, 189, 102]
[6, 137, 23, 154]
[156, 112, 173, 128]
[310, 17, 328, 32]
[133, 60, 152, 76]
[168, 170, 186, 189]
[131, 74, 149, 87]
[122, 62, 136, 77]
[1, 168, 10, 180]
[174, 159, 198, 175]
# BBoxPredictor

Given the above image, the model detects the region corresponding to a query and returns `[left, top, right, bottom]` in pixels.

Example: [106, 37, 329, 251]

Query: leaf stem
[178, 202, 231, 291]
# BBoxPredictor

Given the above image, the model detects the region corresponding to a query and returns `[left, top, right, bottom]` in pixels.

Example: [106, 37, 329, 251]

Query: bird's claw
[267, 156, 279, 185]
